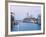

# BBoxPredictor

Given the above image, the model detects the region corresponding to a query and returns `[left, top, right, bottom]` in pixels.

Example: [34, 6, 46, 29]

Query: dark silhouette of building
[11, 12, 15, 31]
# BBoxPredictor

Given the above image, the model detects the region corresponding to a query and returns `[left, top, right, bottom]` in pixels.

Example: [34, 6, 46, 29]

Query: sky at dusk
[10, 5, 41, 20]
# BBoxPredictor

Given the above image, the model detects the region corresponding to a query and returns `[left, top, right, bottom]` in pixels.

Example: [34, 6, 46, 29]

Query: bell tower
[27, 12, 29, 17]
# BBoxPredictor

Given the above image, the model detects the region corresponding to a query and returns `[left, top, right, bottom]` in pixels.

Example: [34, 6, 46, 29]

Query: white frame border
[8, 2, 44, 35]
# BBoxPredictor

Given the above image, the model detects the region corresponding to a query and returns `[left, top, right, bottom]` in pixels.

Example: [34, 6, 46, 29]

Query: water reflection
[11, 23, 41, 31]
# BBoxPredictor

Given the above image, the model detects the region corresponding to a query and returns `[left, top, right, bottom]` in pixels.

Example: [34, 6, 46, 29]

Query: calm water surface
[11, 23, 41, 31]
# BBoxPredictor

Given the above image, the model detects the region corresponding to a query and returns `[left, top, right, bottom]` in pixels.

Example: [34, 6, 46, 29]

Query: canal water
[11, 23, 41, 31]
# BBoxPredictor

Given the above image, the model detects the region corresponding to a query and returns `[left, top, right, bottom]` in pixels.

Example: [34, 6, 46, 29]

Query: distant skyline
[10, 5, 41, 20]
